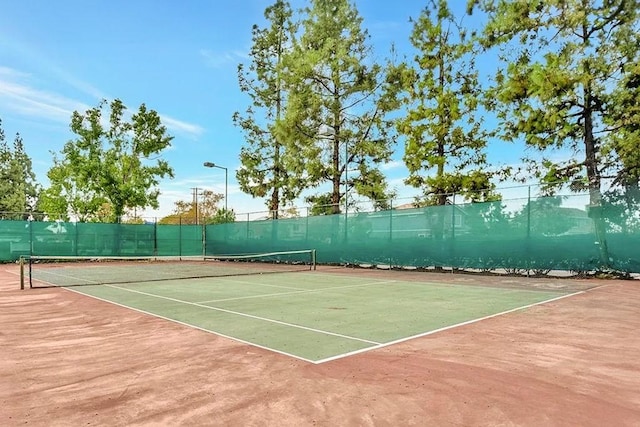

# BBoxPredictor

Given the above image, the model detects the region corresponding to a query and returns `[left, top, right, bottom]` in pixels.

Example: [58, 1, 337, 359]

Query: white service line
[106, 284, 381, 345]
[196, 280, 398, 304]
[197, 276, 310, 291]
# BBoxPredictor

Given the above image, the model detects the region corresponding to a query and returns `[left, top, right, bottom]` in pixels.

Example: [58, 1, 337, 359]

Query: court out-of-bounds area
[31, 265, 570, 363]
[2, 264, 640, 426]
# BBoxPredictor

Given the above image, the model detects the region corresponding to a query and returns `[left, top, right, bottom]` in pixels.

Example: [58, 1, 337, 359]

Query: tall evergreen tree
[470, 0, 640, 267]
[283, 0, 396, 214]
[389, 0, 499, 207]
[607, 62, 640, 187]
[234, 0, 301, 218]
[0, 119, 38, 219]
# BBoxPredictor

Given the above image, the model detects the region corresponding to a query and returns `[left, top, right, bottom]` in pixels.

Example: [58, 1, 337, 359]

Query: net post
[19, 256, 24, 290]
[311, 249, 316, 270]
[28, 256, 33, 288]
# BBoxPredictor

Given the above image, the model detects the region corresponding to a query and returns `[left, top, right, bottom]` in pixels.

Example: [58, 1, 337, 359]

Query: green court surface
[65, 272, 569, 363]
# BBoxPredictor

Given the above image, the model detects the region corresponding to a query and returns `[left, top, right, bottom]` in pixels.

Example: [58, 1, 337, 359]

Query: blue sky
[0, 0, 532, 219]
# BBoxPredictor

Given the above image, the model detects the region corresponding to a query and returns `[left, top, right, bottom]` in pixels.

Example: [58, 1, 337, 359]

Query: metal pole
[20, 256, 24, 290]
[527, 185, 531, 277]
[344, 141, 348, 215]
[344, 141, 348, 242]
[451, 193, 456, 274]
[203, 162, 228, 212]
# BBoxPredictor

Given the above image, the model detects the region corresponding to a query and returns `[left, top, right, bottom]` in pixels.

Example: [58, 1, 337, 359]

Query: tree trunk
[583, 57, 610, 269]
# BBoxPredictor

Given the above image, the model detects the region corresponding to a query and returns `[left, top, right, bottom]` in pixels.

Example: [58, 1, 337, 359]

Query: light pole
[203, 162, 228, 211]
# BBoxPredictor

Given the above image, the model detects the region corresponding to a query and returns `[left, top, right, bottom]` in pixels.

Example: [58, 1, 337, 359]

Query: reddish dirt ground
[1, 264, 639, 426]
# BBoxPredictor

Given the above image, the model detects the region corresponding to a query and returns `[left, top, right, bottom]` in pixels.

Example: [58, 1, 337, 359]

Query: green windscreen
[205, 193, 640, 273]
[2, 190, 640, 273]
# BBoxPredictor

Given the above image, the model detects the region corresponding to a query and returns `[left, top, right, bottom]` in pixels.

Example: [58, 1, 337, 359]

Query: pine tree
[0, 119, 38, 219]
[471, 0, 640, 268]
[389, 0, 499, 207]
[234, 0, 301, 218]
[283, 0, 396, 214]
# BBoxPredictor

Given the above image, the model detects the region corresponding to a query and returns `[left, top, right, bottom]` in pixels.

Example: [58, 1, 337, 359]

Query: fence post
[153, 219, 158, 258]
[451, 193, 456, 273]
[28, 219, 33, 257]
[389, 200, 393, 269]
[305, 207, 309, 244]
[202, 222, 207, 257]
[526, 186, 531, 277]
[246, 213, 250, 242]
[19, 256, 24, 290]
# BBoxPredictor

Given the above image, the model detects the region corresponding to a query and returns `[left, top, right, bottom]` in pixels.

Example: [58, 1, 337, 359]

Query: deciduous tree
[44, 99, 174, 222]
[159, 190, 233, 224]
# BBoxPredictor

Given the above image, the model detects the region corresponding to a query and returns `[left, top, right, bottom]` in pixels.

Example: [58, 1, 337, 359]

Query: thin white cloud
[0, 73, 89, 123]
[159, 114, 205, 138]
[1, 34, 108, 101]
[381, 160, 404, 171]
[199, 49, 248, 69]
[49, 66, 107, 100]
[0, 66, 204, 138]
[0, 66, 30, 79]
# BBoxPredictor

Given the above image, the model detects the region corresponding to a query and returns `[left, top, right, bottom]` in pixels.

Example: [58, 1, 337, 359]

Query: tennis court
[26, 255, 573, 363]
[3, 261, 640, 426]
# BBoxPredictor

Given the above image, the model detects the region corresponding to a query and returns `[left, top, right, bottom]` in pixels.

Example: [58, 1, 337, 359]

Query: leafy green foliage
[283, 0, 396, 214]
[388, 0, 500, 207]
[234, 0, 302, 217]
[44, 99, 174, 222]
[606, 61, 640, 186]
[207, 208, 236, 225]
[511, 196, 578, 237]
[306, 193, 336, 216]
[471, 0, 639, 268]
[473, 0, 639, 195]
[0, 119, 39, 219]
[159, 190, 225, 225]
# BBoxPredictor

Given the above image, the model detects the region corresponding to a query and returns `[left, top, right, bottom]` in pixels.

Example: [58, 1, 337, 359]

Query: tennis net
[24, 249, 316, 288]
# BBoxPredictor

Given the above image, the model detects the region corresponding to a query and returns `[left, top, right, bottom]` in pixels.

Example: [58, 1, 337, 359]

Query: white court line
[30, 271, 606, 364]
[34, 269, 101, 285]
[105, 284, 381, 345]
[196, 280, 398, 304]
[313, 290, 586, 364]
[195, 276, 310, 291]
[61, 286, 319, 364]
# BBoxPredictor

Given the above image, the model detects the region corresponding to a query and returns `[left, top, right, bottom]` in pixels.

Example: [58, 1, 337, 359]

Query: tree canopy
[280, 0, 396, 214]
[0, 119, 39, 219]
[234, 0, 303, 218]
[388, 0, 500, 207]
[42, 99, 174, 222]
[470, 0, 640, 267]
[159, 190, 234, 225]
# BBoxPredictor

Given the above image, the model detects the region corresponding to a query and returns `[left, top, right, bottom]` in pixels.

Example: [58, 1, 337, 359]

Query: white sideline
[104, 284, 382, 346]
